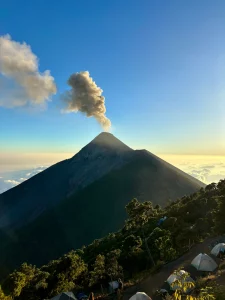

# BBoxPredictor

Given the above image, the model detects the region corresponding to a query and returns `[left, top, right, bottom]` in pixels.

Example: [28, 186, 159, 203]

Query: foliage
[0, 286, 11, 300]
[125, 198, 155, 229]
[105, 250, 122, 280]
[214, 195, 225, 234]
[171, 270, 195, 295]
[1, 179, 225, 299]
[210, 285, 225, 300]
[2, 272, 26, 298]
[171, 272, 215, 300]
[89, 255, 106, 287]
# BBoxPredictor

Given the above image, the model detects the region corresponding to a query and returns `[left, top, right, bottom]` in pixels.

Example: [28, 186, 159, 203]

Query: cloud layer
[0, 166, 48, 194]
[0, 157, 225, 194]
[0, 35, 56, 108]
[174, 159, 225, 184]
[62, 71, 111, 131]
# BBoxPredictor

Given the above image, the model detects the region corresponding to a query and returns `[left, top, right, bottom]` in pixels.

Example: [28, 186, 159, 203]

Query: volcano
[0, 132, 205, 274]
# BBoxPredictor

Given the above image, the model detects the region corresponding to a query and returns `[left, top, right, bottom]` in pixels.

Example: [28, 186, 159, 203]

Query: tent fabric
[211, 243, 225, 257]
[129, 292, 152, 300]
[77, 292, 88, 300]
[109, 281, 119, 290]
[191, 253, 218, 272]
[51, 292, 77, 300]
[166, 270, 194, 291]
[157, 216, 167, 226]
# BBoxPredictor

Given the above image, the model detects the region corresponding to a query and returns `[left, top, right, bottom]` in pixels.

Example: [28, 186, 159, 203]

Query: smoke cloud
[0, 34, 56, 107]
[63, 71, 111, 131]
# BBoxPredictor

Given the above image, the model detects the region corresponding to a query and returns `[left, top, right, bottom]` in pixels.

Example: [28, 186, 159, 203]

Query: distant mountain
[0, 133, 205, 276]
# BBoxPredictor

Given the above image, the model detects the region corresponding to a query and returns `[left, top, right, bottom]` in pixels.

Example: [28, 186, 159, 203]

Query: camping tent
[129, 292, 152, 300]
[77, 292, 88, 300]
[109, 281, 119, 290]
[191, 253, 218, 272]
[166, 270, 194, 291]
[50, 292, 77, 300]
[211, 243, 225, 257]
[157, 216, 167, 226]
[109, 281, 119, 293]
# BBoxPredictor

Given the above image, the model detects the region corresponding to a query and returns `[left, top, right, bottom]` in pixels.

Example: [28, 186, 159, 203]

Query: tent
[109, 281, 119, 293]
[211, 243, 225, 257]
[77, 292, 88, 300]
[191, 253, 218, 272]
[166, 270, 195, 291]
[129, 292, 152, 300]
[50, 292, 77, 300]
[109, 281, 119, 290]
[157, 216, 167, 226]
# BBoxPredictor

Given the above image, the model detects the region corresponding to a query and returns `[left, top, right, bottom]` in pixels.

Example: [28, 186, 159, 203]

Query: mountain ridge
[0, 133, 205, 230]
[0, 132, 206, 274]
[0, 133, 134, 229]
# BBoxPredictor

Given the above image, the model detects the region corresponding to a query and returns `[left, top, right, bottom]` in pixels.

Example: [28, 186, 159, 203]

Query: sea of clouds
[0, 158, 225, 194]
[0, 166, 48, 194]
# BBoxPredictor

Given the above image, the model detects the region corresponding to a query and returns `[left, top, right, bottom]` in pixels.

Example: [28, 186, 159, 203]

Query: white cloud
[0, 166, 48, 194]
[4, 179, 20, 185]
[175, 161, 225, 184]
[159, 155, 225, 184]
[0, 34, 56, 108]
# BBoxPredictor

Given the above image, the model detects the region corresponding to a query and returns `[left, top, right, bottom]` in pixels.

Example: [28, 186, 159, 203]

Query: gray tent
[50, 292, 77, 300]
[166, 270, 195, 291]
[129, 292, 152, 300]
[191, 253, 218, 272]
[211, 243, 225, 257]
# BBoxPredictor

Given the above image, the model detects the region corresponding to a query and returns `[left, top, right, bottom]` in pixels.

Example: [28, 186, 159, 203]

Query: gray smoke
[0, 34, 56, 107]
[63, 71, 111, 131]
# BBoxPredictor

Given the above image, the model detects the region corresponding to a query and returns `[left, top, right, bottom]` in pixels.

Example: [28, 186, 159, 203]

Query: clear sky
[0, 0, 225, 172]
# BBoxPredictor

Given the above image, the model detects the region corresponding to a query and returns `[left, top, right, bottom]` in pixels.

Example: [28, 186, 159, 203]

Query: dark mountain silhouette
[0, 132, 205, 275]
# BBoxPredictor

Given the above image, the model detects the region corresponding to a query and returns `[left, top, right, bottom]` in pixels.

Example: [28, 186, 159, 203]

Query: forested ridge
[0, 179, 225, 300]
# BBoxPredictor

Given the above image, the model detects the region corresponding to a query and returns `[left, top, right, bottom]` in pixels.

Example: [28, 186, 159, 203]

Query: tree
[17, 270, 50, 300]
[106, 250, 122, 280]
[214, 196, 225, 234]
[122, 235, 142, 254]
[2, 271, 26, 298]
[49, 273, 75, 298]
[121, 235, 144, 275]
[217, 179, 225, 194]
[154, 235, 176, 262]
[125, 199, 155, 229]
[205, 183, 217, 192]
[89, 254, 106, 287]
[18, 263, 36, 283]
[44, 251, 87, 298]
[0, 286, 11, 300]
[54, 251, 87, 281]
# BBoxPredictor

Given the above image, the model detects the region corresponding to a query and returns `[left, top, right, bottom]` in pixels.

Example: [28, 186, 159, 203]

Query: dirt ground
[123, 236, 225, 299]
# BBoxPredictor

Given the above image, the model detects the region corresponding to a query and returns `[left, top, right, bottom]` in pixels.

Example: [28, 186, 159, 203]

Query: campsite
[123, 236, 225, 299]
[1, 180, 225, 300]
[43, 236, 225, 300]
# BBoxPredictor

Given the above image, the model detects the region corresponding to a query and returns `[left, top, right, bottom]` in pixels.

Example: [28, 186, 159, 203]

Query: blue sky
[0, 0, 225, 163]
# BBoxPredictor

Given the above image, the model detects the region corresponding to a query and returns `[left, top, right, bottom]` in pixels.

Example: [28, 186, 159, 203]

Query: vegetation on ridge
[0, 179, 225, 300]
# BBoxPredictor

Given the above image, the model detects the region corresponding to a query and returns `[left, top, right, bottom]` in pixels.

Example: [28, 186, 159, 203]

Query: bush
[213, 285, 225, 300]
[195, 277, 207, 290]
[219, 261, 225, 270]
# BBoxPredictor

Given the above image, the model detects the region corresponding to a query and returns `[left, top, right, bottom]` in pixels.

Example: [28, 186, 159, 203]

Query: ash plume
[63, 71, 111, 131]
[0, 34, 56, 108]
